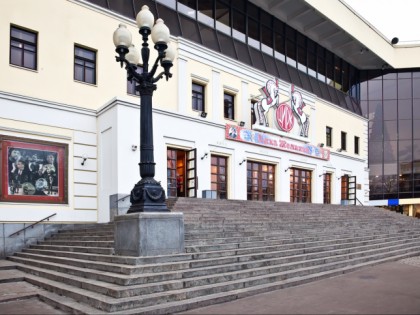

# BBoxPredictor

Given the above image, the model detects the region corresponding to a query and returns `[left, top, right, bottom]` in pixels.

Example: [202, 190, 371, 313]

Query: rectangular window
[74, 45, 96, 84]
[354, 136, 360, 154]
[192, 82, 205, 112]
[341, 131, 347, 151]
[251, 100, 257, 125]
[127, 67, 143, 96]
[326, 126, 332, 147]
[224, 92, 235, 120]
[10, 25, 37, 70]
[215, 0, 230, 32]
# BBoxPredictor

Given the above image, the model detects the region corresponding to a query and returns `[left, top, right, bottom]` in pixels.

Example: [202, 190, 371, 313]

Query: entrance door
[167, 148, 197, 198]
[323, 173, 331, 204]
[341, 175, 349, 202]
[247, 161, 275, 201]
[348, 175, 356, 205]
[211, 155, 228, 199]
[186, 148, 197, 197]
[290, 168, 312, 203]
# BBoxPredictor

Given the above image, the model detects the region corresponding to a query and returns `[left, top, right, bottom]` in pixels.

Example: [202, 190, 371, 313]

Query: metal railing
[115, 194, 130, 204]
[8, 213, 57, 237]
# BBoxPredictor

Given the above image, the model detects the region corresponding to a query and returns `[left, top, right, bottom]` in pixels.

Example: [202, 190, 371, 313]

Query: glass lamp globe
[126, 44, 140, 65]
[136, 5, 154, 30]
[113, 24, 132, 47]
[163, 43, 175, 62]
[151, 19, 170, 44]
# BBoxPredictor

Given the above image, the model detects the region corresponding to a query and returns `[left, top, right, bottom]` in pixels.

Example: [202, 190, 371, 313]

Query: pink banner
[225, 124, 330, 161]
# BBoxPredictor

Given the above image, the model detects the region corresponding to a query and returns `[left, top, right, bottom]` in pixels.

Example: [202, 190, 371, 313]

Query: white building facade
[6, 0, 410, 232]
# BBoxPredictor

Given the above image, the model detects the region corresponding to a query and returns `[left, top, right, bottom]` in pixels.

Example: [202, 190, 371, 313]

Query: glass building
[360, 69, 420, 203]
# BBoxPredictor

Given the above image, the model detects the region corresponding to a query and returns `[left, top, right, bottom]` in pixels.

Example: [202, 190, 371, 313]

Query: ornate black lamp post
[113, 5, 174, 213]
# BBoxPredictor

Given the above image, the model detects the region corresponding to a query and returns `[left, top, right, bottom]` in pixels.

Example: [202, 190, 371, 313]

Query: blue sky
[343, 0, 420, 43]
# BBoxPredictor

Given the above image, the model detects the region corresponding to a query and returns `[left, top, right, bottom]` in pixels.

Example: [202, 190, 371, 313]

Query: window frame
[224, 91, 235, 120]
[192, 82, 205, 112]
[74, 45, 97, 85]
[326, 126, 332, 147]
[10, 25, 38, 70]
[251, 99, 258, 126]
[341, 131, 347, 151]
[354, 136, 360, 155]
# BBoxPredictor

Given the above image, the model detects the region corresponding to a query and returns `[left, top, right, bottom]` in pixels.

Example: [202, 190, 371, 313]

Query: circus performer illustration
[253, 79, 280, 127]
[290, 85, 310, 137]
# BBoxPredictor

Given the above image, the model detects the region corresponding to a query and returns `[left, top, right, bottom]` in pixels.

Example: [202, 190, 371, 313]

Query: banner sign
[225, 124, 330, 161]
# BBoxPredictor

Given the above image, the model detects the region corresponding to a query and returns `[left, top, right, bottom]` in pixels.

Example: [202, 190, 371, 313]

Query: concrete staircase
[5, 198, 420, 314]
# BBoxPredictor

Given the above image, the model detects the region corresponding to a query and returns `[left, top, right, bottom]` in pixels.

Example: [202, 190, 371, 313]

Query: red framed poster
[0, 136, 68, 204]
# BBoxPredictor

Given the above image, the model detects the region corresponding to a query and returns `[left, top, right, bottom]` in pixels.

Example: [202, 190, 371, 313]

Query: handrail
[115, 194, 130, 203]
[9, 213, 57, 237]
[356, 197, 363, 205]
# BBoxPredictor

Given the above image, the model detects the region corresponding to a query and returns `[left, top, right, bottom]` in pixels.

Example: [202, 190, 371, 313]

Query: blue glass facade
[360, 69, 420, 201]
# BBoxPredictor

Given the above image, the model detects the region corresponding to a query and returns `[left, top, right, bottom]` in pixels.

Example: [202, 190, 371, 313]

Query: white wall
[103, 99, 367, 205]
[0, 92, 98, 223]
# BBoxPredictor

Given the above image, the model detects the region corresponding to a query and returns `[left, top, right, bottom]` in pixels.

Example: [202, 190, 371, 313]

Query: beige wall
[1, 0, 369, 149]
[0, 0, 178, 111]
[315, 99, 367, 159]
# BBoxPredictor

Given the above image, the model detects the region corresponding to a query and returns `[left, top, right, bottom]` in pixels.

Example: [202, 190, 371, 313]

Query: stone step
[48, 234, 115, 241]
[20, 231, 414, 269]
[181, 212, 413, 218]
[49, 231, 113, 238]
[11, 235, 420, 287]
[38, 240, 114, 248]
[185, 231, 420, 253]
[28, 244, 115, 255]
[184, 229, 418, 246]
[109, 252, 420, 315]
[38, 291, 104, 314]
[16, 246, 420, 313]
[29, 230, 417, 261]
[183, 226, 420, 240]
[184, 215, 414, 221]
[59, 224, 114, 233]
[21, 230, 420, 269]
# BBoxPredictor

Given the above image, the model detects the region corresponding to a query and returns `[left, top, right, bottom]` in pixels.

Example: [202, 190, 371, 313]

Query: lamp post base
[114, 212, 184, 256]
[128, 177, 169, 213]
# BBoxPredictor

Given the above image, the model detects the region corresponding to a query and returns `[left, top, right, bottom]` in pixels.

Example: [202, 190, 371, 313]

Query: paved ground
[1, 257, 420, 314]
[179, 256, 420, 315]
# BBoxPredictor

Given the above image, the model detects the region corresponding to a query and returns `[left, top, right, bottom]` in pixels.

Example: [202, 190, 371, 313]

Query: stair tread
[110, 252, 420, 314]
[13, 232, 420, 280]
[12, 240, 420, 290]
[19, 248, 420, 312]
